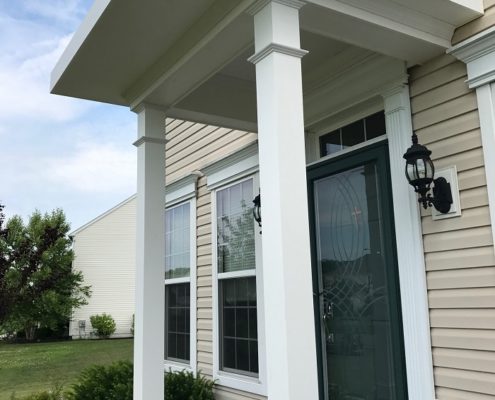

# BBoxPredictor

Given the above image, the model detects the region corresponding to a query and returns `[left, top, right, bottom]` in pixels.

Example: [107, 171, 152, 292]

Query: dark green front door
[307, 142, 407, 400]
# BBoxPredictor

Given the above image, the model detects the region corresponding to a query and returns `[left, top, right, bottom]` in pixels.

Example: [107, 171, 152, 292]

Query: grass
[0, 339, 133, 399]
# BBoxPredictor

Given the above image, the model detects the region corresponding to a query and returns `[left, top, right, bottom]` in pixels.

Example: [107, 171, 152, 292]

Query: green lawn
[0, 339, 133, 399]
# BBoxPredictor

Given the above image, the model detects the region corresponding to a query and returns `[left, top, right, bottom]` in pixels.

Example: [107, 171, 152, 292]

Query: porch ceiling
[51, 0, 483, 130]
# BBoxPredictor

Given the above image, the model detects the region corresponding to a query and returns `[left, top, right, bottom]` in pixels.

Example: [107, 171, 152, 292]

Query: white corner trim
[165, 173, 200, 207]
[474, 84, 495, 250]
[248, 43, 308, 64]
[448, 28, 495, 252]
[448, 26, 495, 88]
[203, 142, 259, 189]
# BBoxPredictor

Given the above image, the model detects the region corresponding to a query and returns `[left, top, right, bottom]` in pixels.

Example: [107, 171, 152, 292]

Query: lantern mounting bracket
[419, 177, 453, 213]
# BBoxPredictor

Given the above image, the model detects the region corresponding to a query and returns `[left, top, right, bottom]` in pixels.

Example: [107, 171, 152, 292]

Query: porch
[51, 1, 485, 399]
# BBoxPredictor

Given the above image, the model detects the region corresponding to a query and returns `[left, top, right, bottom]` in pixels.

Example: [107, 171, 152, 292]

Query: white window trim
[210, 174, 267, 396]
[164, 183, 197, 375]
[203, 142, 258, 190]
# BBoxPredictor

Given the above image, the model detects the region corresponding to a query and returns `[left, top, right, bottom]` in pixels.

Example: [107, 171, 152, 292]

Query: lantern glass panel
[416, 158, 426, 179]
[425, 158, 434, 180]
[406, 163, 415, 183]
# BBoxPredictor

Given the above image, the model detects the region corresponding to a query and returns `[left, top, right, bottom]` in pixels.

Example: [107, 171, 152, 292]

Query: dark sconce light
[403, 133, 453, 214]
[253, 194, 261, 228]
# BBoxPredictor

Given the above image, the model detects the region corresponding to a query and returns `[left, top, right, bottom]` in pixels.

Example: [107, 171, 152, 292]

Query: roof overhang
[51, 0, 483, 129]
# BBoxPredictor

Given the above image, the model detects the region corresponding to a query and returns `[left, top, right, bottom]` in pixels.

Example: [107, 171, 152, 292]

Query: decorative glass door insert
[308, 143, 407, 400]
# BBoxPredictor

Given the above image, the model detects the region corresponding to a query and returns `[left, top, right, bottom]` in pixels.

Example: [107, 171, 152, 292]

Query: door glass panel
[314, 163, 401, 400]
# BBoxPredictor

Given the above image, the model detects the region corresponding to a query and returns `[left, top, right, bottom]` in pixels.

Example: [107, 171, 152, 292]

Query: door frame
[304, 83, 435, 400]
[307, 140, 408, 399]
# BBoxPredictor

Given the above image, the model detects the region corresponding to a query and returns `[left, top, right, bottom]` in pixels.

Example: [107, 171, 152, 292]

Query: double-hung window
[164, 198, 196, 370]
[212, 174, 265, 394]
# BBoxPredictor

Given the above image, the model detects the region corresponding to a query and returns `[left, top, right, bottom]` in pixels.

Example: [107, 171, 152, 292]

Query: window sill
[164, 360, 194, 374]
[213, 370, 266, 396]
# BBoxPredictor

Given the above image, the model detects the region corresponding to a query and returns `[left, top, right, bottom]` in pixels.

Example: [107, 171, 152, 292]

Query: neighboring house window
[165, 201, 195, 366]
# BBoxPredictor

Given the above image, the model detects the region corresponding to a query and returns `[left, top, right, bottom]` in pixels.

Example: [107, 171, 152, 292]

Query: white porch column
[248, 1, 319, 399]
[382, 84, 435, 400]
[133, 104, 166, 400]
[449, 27, 495, 250]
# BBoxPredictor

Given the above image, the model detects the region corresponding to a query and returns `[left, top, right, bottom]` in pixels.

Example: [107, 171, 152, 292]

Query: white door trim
[382, 82, 436, 400]
[308, 84, 436, 399]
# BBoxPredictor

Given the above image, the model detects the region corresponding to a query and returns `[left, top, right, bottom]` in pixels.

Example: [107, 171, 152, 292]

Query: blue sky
[0, 0, 137, 231]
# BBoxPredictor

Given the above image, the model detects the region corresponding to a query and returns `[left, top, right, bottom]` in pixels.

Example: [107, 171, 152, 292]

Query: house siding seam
[69, 196, 137, 338]
[452, 0, 495, 44]
[165, 120, 263, 400]
[409, 55, 495, 399]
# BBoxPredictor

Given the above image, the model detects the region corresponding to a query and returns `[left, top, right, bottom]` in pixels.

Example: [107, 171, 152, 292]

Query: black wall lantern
[253, 194, 261, 228]
[403, 133, 453, 214]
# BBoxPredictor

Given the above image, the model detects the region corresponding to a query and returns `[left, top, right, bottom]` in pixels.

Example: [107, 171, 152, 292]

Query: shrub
[10, 384, 65, 399]
[89, 314, 116, 338]
[165, 370, 215, 400]
[66, 361, 133, 400]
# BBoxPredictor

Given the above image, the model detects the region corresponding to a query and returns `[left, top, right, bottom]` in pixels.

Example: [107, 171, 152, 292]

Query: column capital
[448, 26, 495, 88]
[379, 76, 409, 99]
[246, 0, 306, 16]
[131, 101, 168, 114]
[248, 43, 308, 64]
[133, 136, 167, 148]
[380, 77, 411, 115]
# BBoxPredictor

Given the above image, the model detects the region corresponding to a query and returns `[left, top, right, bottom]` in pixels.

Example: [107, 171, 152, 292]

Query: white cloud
[0, 7, 93, 124]
[47, 141, 137, 193]
[21, 0, 89, 25]
[0, 1, 138, 229]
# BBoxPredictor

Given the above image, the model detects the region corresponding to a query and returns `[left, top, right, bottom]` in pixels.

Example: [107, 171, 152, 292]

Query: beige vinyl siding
[165, 119, 257, 183]
[409, 55, 495, 399]
[165, 120, 262, 399]
[452, 0, 495, 44]
[70, 196, 136, 338]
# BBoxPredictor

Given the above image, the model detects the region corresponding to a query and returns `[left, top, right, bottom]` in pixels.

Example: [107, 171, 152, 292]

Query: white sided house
[51, 1, 495, 399]
[69, 195, 136, 339]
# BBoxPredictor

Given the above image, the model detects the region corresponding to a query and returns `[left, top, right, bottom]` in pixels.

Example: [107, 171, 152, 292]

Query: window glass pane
[319, 111, 387, 158]
[342, 120, 364, 148]
[165, 283, 190, 362]
[365, 111, 386, 140]
[320, 130, 341, 157]
[165, 202, 190, 279]
[216, 180, 255, 273]
[220, 277, 259, 375]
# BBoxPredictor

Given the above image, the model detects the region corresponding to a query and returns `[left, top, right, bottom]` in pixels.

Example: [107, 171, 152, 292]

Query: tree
[0, 206, 91, 340]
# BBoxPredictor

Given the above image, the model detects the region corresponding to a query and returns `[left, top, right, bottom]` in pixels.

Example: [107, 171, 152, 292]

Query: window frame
[211, 173, 267, 396]
[164, 197, 197, 373]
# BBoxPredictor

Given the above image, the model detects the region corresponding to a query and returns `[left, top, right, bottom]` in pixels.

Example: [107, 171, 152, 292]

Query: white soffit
[303, 0, 483, 64]
[50, 0, 239, 106]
